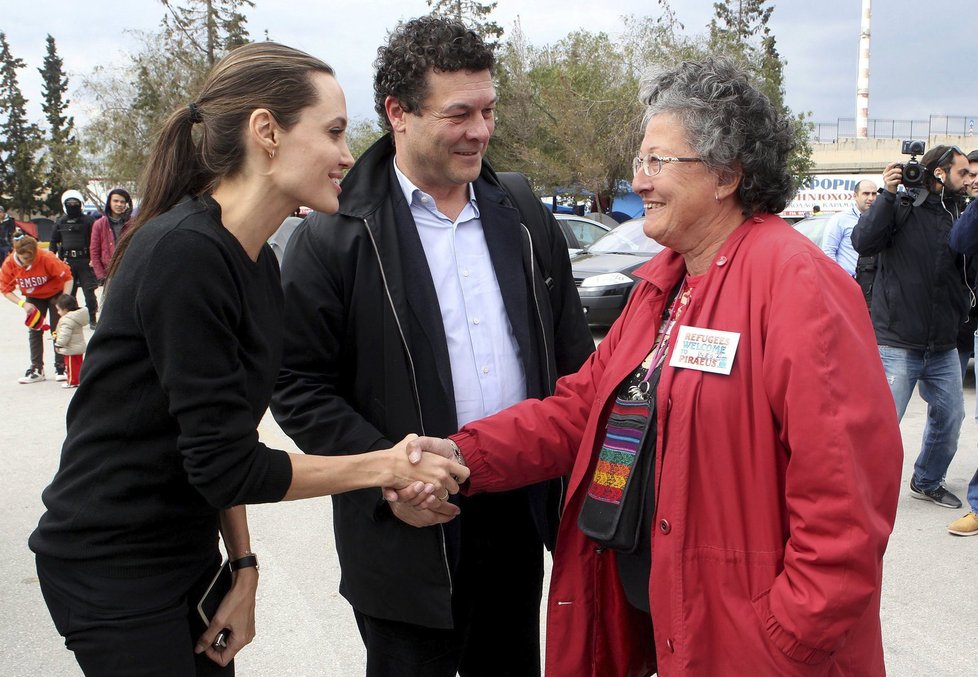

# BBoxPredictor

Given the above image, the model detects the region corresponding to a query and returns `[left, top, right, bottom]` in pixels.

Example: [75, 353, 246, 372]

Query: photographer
[853, 145, 972, 510]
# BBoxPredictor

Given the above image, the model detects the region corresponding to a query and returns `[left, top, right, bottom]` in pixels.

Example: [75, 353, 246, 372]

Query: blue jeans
[966, 467, 978, 513]
[878, 345, 964, 492]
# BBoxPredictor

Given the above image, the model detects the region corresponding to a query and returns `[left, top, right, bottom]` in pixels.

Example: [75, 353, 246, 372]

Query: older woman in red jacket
[407, 58, 902, 676]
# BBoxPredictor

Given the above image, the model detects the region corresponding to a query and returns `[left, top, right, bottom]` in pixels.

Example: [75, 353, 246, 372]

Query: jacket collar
[336, 134, 508, 218]
[632, 214, 774, 291]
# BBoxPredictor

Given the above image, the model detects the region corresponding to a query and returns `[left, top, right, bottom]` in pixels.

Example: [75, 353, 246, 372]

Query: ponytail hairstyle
[107, 42, 335, 279]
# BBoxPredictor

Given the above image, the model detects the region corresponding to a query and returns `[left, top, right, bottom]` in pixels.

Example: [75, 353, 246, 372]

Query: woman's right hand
[380, 434, 469, 497]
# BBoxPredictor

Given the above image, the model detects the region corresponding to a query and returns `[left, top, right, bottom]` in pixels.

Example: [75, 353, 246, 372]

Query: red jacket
[89, 215, 131, 280]
[454, 214, 901, 676]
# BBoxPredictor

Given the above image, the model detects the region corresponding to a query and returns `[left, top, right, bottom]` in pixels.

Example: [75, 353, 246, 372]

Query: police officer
[50, 190, 98, 329]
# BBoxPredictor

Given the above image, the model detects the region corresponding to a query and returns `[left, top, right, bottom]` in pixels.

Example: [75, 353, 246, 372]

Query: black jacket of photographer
[270, 134, 594, 629]
[852, 189, 969, 351]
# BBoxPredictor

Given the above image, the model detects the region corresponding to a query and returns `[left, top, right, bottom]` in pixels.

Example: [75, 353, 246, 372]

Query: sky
[3, 0, 976, 138]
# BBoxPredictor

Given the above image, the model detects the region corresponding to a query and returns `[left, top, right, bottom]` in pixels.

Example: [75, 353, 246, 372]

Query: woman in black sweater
[29, 42, 467, 677]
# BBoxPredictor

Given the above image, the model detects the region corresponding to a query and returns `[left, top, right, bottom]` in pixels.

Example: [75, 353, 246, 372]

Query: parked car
[791, 214, 833, 248]
[554, 214, 611, 256]
[571, 217, 665, 327]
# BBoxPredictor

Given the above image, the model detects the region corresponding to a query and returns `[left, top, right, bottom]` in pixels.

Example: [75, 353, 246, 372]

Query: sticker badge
[668, 326, 741, 375]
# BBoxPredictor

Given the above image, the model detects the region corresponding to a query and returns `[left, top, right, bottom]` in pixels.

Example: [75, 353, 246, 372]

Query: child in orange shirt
[0, 235, 73, 383]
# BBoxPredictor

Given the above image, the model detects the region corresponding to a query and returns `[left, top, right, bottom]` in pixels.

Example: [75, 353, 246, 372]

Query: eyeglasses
[632, 153, 703, 177]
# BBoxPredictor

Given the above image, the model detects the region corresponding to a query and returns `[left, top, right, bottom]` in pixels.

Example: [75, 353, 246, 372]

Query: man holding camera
[853, 144, 972, 509]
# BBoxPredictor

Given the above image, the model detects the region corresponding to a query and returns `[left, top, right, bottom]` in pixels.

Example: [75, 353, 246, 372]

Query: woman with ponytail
[29, 42, 467, 677]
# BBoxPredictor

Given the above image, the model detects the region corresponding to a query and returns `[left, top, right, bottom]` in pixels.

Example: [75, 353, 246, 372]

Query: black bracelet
[229, 554, 259, 572]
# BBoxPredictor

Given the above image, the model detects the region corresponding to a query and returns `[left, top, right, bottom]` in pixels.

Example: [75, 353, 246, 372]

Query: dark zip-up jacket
[852, 189, 969, 351]
[270, 135, 593, 628]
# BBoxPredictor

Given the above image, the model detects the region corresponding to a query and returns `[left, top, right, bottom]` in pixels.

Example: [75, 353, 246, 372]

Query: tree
[426, 0, 503, 49]
[708, 0, 813, 181]
[80, 1, 253, 184]
[38, 34, 82, 215]
[345, 118, 384, 161]
[160, 0, 253, 68]
[493, 26, 643, 208]
[492, 0, 812, 209]
[0, 32, 42, 218]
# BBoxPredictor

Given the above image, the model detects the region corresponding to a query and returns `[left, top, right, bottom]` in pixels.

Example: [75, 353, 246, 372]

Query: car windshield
[587, 219, 665, 255]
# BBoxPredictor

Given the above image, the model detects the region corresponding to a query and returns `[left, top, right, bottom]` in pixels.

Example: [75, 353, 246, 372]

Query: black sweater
[30, 196, 293, 577]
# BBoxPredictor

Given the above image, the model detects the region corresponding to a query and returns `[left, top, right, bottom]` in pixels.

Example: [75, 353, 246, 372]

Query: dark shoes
[910, 477, 962, 509]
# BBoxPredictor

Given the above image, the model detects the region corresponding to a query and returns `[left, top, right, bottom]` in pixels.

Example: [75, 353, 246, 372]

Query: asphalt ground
[2, 297, 976, 675]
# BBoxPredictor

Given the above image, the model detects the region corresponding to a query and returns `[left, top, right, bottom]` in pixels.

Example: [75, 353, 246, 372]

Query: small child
[54, 294, 89, 388]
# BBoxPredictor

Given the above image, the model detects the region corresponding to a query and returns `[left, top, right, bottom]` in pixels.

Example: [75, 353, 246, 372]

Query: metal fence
[810, 115, 977, 143]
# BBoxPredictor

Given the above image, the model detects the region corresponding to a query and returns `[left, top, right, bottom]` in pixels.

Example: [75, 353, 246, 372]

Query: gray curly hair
[639, 57, 796, 216]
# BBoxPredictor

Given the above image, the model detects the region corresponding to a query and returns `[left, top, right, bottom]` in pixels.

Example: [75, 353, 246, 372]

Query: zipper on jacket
[521, 222, 567, 520]
[521, 223, 556, 391]
[362, 216, 453, 595]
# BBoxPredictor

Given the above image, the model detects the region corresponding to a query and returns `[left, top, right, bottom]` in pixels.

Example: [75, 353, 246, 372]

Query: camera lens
[903, 161, 924, 187]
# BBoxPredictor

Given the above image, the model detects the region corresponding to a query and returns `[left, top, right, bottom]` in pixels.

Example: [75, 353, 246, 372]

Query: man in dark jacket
[853, 145, 972, 510]
[50, 189, 98, 328]
[271, 16, 593, 677]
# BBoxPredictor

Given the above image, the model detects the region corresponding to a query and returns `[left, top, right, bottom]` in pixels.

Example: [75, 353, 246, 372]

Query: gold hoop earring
[268, 150, 275, 160]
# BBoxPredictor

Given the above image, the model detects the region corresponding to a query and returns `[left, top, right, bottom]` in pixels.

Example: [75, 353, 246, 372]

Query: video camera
[900, 140, 926, 189]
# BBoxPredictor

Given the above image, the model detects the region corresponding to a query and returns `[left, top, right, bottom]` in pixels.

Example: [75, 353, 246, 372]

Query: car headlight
[580, 272, 632, 288]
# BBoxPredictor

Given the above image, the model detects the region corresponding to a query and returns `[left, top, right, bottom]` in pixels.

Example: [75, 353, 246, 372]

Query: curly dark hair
[639, 57, 796, 216]
[373, 15, 495, 132]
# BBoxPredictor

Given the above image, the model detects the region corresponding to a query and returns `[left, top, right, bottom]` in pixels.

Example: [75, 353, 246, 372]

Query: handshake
[382, 435, 469, 528]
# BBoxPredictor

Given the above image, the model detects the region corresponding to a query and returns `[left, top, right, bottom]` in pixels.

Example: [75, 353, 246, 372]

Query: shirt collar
[392, 157, 478, 217]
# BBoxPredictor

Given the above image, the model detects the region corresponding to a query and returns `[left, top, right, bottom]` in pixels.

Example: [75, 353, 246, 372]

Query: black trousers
[36, 555, 232, 677]
[355, 491, 544, 677]
[26, 295, 64, 373]
[67, 257, 98, 322]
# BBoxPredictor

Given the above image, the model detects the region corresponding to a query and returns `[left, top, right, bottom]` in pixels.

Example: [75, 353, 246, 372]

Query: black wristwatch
[229, 553, 259, 572]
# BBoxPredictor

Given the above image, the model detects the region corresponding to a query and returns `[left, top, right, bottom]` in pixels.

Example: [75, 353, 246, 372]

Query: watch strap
[229, 554, 259, 572]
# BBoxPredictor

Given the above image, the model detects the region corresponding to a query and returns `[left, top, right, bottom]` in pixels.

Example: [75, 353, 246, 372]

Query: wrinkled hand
[194, 567, 258, 666]
[389, 498, 460, 527]
[382, 437, 463, 506]
[405, 436, 457, 465]
[382, 435, 468, 498]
